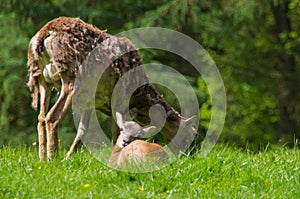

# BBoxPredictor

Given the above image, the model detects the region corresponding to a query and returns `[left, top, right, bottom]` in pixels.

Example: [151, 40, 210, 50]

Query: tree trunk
[272, 1, 298, 143]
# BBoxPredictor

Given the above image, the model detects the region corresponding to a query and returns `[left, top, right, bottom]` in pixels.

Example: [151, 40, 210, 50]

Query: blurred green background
[0, 0, 299, 149]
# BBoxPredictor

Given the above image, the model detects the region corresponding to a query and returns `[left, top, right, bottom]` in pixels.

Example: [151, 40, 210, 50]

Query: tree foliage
[0, 0, 299, 148]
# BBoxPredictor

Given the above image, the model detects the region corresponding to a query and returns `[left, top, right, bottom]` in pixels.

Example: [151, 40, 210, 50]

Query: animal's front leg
[64, 109, 92, 160]
[45, 73, 73, 160]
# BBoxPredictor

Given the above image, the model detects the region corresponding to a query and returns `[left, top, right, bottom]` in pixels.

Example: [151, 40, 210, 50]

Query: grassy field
[0, 145, 299, 199]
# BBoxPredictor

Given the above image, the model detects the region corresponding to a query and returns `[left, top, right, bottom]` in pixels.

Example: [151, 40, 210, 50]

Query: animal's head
[162, 111, 197, 137]
[128, 106, 198, 153]
[115, 112, 157, 148]
[163, 112, 198, 153]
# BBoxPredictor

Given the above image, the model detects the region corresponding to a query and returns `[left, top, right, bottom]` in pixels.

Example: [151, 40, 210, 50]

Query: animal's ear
[115, 112, 124, 129]
[141, 126, 157, 138]
[183, 115, 197, 126]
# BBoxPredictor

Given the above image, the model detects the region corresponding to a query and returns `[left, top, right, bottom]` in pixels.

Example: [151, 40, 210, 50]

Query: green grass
[0, 145, 299, 198]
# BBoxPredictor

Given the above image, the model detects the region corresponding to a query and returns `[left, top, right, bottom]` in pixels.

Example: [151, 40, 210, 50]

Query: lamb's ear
[115, 112, 124, 129]
[141, 126, 157, 138]
[183, 115, 197, 126]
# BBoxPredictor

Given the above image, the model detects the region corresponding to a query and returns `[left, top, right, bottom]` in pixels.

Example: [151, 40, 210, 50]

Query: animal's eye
[119, 127, 123, 131]
[168, 113, 177, 121]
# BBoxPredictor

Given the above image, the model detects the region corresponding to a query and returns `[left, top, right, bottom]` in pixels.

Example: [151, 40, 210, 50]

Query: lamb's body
[27, 17, 197, 161]
[109, 139, 169, 166]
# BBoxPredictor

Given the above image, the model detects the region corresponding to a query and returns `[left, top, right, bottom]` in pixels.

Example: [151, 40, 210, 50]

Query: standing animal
[27, 16, 198, 161]
[109, 112, 168, 166]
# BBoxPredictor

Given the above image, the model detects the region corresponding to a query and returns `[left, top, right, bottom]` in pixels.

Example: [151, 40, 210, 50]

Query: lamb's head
[115, 112, 156, 148]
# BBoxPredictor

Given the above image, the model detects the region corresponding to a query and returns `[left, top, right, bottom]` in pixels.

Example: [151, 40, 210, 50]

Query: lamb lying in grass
[109, 112, 169, 167]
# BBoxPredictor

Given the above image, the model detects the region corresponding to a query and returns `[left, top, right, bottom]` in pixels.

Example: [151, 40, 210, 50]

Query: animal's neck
[112, 144, 122, 153]
[114, 137, 124, 150]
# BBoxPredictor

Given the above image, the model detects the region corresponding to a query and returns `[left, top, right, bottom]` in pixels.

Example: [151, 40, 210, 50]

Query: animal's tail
[27, 36, 41, 111]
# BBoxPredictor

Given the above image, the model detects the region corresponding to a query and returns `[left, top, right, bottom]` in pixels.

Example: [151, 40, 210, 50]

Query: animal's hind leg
[64, 109, 92, 160]
[45, 72, 74, 160]
[37, 77, 51, 161]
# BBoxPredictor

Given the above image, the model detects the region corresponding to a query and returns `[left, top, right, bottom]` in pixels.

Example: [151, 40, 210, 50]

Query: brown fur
[109, 140, 169, 166]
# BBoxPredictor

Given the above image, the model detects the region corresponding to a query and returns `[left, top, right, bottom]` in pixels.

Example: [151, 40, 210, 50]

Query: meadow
[0, 145, 299, 198]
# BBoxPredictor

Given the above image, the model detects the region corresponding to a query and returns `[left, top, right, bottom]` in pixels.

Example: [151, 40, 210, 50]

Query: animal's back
[122, 140, 169, 162]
